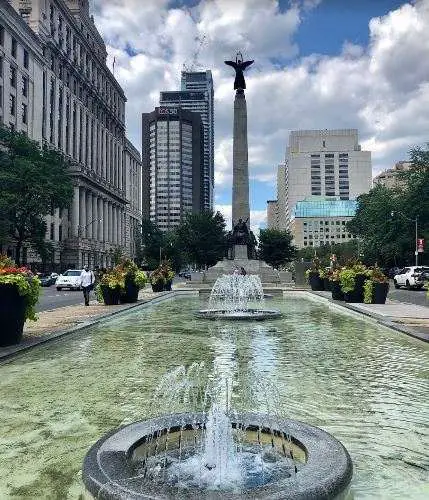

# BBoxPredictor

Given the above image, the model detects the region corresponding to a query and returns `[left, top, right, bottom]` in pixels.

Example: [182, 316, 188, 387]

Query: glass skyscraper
[160, 70, 214, 210]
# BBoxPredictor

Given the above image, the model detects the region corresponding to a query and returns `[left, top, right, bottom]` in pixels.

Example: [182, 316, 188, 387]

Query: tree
[0, 126, 74, 265]
[136, 219, 164, 269]
[258, 229, 296, 269]
[296, 240, 360, 265]
[176, 211, 227, 269]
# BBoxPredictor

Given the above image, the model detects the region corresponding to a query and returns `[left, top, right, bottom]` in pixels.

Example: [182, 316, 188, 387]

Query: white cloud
[93, 0, 429, 206]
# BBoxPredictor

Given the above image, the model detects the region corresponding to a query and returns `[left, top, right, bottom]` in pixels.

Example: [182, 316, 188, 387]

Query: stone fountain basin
[195, 309, 282, 320]
[82, 412, 353, 499]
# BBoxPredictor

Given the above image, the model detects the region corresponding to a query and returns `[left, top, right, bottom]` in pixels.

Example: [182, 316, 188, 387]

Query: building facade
[266, 200, 279, 230]
[283, 129, 371, 229]
[373, 161, 411, 189]
[2, 0, 140, 269]
[124, 139, 142, 259]
[291, 196, 357, 248]
[160, 70, 214, 210]
[142, 106, 204, 232]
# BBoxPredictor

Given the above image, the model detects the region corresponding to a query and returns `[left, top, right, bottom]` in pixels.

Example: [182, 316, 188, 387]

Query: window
[10, 94, 16, 115]
[10, 67, 16, 88]
[23, 49, 29, 69]
[22, 76, 28, 97]
[11, 39, 17, 58]
[22, 103, 27, 124]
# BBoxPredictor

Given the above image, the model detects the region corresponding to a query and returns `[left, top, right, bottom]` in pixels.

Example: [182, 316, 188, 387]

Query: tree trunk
[15, 240, 22, 266]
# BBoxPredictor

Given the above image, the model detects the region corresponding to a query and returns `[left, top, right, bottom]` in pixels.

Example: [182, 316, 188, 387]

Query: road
[36, 285, 85, 312]
[388, 281, 429, 307]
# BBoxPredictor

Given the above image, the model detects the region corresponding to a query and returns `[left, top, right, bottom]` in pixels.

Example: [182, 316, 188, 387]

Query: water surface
[0, 295, 428, 499]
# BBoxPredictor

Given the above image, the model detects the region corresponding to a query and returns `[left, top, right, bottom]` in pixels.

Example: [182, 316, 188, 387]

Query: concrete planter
[0, 284, 26, 347]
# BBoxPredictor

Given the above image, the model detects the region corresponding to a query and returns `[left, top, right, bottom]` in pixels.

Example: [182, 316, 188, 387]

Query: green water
[0, 295, 428, 499]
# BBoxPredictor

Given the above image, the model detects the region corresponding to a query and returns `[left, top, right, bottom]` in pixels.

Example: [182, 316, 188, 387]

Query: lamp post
[391, 211, 419, 266]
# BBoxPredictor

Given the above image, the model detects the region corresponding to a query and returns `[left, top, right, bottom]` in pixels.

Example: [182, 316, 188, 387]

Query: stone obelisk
[232, 92, 250, 228]
[224, 53, 254, 233]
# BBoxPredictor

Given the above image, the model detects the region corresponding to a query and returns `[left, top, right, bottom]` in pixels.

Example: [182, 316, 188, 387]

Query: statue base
[203, 245, 280, 284]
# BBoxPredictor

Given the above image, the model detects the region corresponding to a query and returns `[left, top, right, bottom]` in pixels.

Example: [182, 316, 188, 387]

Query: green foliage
[258, 229, 296, 269]
[176, 211, 227, 269]
[135, 220, 164, 270]
[363, 280, 374, 304]
[296, 240, 360, 266]
[347, 143, 429, 267]
[0, 125, 74, 264]
[339, 263, 369, 293]
[0, 255, 40, 321]
[98, 259, 148, 292]
[149, 262, 175, 285]
[94, 283, 103, 303]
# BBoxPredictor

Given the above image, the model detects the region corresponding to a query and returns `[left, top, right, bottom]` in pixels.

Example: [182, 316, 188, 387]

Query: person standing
[80, 265, 95, 306]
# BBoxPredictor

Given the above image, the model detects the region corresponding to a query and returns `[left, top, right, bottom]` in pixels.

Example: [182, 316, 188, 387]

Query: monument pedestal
[204, 245, 280, 284]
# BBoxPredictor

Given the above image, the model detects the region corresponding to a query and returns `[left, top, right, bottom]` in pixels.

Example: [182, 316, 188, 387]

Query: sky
[92, 0, 429, 233]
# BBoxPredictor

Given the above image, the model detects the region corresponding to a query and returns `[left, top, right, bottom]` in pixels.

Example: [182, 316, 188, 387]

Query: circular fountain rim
[82, 412, 353, 500]
[195, 308, 283, 320]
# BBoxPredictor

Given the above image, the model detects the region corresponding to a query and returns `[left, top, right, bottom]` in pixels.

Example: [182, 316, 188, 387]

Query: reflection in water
[0, 296, 428, 498]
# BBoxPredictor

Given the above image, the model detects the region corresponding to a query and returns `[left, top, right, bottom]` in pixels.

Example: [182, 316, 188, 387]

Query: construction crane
[183, 34, 207, 72]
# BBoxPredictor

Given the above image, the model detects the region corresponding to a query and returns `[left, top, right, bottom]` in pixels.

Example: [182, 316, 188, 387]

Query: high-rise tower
[160, 70, 214, 210]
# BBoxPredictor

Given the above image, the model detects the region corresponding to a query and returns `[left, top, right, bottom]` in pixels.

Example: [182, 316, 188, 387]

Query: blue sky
[93, 0, 429, 232]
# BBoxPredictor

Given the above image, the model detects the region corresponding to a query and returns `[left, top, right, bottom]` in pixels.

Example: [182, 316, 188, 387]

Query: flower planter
[120, 280, 139, 303]
[308, 273, 324, 291]
[151, 282, 165, 293]
[0, 284, 27, 346]
[101, 285, 121, 305]
[164, 280, 172, 291]
[372, 282, 389, 304]
[330, 281, 344, 301]
[323, 278, 332, 292]
[344, 274, 367, 303]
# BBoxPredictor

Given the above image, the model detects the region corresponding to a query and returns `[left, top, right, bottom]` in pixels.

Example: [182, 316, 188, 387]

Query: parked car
[39, 274, 54, 287]
[393, 266, 429, 290]
[56, 269, 82, 291]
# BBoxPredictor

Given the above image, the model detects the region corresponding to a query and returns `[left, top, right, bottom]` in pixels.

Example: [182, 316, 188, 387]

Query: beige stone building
[278, 129, 371, 230]
[373, 161, 411, 189]
[291, 196, 357, 249]
[2, 0, 142, 269]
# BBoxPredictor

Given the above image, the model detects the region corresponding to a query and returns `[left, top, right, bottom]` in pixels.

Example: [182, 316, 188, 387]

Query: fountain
[82, 361, 353, 499]
[196, 274, 282, 320]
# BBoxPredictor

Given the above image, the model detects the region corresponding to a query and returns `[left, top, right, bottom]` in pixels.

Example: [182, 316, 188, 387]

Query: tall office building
[266, 200, 279, 229]
[159, 70, 214, 210]
[2, 0, 141, 269]
[281, 129, 371, 229]
[142, 106, 204, 232]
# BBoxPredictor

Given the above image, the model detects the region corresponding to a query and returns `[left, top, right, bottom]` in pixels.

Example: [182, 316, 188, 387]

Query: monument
[204, 53, 279, 283]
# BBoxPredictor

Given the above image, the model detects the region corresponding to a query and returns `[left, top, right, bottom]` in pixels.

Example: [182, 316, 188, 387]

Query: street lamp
[78, 218, 103, 238]
[391, 211, 419, 266]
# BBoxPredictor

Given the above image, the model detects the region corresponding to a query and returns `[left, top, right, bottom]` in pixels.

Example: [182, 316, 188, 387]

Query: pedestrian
[80, 265, 95, 306]
[240, 266, 247, 276]
[233, 268, 240, 275]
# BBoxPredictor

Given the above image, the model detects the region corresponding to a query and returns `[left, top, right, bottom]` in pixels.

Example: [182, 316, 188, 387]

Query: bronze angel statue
[224, 52, 254, 91]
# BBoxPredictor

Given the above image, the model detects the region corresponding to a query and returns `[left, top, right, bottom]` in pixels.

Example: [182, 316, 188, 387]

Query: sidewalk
[314, 291, 429, 342]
